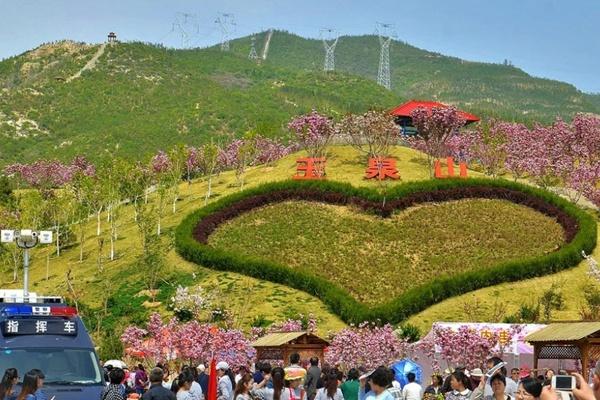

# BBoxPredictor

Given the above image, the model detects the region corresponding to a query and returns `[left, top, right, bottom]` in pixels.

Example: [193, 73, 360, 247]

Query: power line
[320, 28, 339, 72]
[171, 12, 200, 48]
[215, 13, 236, 51]
[376, 22, 396, 90]
[248, 36, 258, 60]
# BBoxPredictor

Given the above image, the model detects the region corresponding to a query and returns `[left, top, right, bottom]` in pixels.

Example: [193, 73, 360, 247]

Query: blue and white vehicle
[0, 290, 105, 400]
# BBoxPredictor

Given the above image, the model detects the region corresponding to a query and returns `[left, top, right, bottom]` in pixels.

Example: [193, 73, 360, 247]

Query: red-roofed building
[390, 100, 479, 135]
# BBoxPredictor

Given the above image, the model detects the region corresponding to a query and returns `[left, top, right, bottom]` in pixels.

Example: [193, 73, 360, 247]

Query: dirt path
[262, 30, 273, 60]
[66, 43, 107, 82]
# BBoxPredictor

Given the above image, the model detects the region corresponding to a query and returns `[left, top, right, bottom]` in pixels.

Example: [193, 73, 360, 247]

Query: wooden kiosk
[252, 332, 329, 363]
[526, 322, 600, 379]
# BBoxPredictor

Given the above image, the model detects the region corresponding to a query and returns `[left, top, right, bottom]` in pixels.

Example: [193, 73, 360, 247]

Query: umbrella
[207, 358, 217, 400]
[391, 359, 423, 387]
[105, 359, 127, 369]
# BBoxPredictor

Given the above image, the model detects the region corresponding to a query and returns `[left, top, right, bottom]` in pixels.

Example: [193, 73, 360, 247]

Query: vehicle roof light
[1, 305, 77, 317]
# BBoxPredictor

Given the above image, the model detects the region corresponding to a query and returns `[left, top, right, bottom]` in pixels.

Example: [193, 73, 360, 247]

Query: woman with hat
[281, 366, 307, 400]
[218, 362, 236, 400]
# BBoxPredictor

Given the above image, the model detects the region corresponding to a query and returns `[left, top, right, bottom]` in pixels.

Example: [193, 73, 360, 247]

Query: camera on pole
[1, 229, 54, 302]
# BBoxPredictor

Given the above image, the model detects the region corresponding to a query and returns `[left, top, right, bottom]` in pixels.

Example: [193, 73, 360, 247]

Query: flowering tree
[121, 313, 179, 365]
[337, 111, 400, 159]
[122, 313, 255, 367]
[416, 324, 521, 372]
[324, 323, 409, 370]
[169, 285, 212, 322]
[288, 110, 335, 159]
[219, 132, 260, 190]
[410, 106, 466, 175]
[254, 137, 297, 165]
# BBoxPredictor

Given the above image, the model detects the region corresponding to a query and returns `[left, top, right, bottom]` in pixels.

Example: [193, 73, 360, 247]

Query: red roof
[390, 100, 480, 123]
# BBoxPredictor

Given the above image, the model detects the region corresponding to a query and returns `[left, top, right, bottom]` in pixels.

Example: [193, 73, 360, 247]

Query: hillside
[2, 33, 600, 166]
[230, 31, 600, 123]
[3, 145, 598, 356]
[0, 40, 398, 165]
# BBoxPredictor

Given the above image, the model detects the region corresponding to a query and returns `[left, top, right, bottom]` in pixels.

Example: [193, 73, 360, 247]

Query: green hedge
[175, 178, 597, 324]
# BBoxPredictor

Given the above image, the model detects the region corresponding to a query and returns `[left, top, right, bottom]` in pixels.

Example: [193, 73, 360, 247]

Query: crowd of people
[4, 355, 600, 400]
[0, 368, 48, 400]
[95, 354, 600, 400]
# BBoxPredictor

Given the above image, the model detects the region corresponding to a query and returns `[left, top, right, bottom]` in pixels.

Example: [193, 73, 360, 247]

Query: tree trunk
[96, 209, 102, 236]
[110, 234, 115, 261]
[157, 214, 161, 236]
[172, 195, 177, 214]
[134, 198, 138, 222]
[12, 251, 19, 282]
[79, 223, 85, 263]
[205, 175, 212, 205]
[56, 223, 61, 257]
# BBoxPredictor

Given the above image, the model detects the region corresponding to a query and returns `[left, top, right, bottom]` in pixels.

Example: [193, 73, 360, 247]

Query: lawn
[208, 199, 565, 306]
[2, 145, 595, 342]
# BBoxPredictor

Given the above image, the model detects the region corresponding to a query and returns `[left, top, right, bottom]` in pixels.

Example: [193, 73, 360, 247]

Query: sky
[1, 0, 599, 93]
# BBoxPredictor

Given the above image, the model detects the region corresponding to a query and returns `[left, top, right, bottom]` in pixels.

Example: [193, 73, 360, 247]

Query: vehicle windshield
[0, 348, 102, 385]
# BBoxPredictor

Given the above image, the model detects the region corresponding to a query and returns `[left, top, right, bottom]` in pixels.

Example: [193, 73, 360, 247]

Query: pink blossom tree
[410, 106, 467, 175]
[122, 313, 255, 367]
[416, 324, 521, 372]
[324, 323, 409, 370]
[288, 110, 335, 159]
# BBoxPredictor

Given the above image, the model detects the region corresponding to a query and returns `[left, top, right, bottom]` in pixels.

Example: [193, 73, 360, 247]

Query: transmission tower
[171, 12, 199, 48]
[215, 13, 236, 51]
[320, 28, 339, 72]
[248, 36, 258, 60]
[376, 22, 395, 90]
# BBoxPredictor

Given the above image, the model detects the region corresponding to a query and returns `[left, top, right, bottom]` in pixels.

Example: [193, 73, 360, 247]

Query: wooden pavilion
[525, 322, 600, 379]
[252, 332, 329, 363]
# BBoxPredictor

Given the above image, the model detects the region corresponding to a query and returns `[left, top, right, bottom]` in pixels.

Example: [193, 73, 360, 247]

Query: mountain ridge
[1, 31, 599, 166]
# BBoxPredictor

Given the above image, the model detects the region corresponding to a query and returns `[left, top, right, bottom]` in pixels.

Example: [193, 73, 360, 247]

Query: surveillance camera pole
[15, 232, 39, 302]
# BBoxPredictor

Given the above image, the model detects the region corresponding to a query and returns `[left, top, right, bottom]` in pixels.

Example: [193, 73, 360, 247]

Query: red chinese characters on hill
[293, 157, 327, 180]
[364, 158, 400, 180]
[434, 157, 468, 179]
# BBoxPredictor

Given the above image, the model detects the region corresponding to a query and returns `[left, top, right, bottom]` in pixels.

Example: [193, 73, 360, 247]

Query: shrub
[175, 178, 596, 324]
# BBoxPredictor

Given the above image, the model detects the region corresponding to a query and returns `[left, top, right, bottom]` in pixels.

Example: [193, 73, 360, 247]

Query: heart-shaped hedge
[175, 178, 596, 324]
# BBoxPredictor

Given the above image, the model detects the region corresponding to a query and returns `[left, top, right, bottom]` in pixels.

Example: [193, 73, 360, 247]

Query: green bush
[175, 178, 597, 324]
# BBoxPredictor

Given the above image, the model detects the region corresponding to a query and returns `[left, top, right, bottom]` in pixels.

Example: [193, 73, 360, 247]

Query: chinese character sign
[434, 157, 468, 179]
[365, 158, 400, 180]
[2, 319, 78, 336]
[293, 158, 326, 180]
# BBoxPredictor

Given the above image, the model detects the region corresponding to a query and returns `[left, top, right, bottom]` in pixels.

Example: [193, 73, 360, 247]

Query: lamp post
[1, 229, 53, 302]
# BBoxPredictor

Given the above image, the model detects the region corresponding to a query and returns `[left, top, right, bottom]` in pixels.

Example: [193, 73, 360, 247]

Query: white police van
[0, 290, 105, 399]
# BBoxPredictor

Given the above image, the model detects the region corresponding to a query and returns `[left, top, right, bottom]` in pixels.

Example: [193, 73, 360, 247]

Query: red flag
[207, 358, 217, 400]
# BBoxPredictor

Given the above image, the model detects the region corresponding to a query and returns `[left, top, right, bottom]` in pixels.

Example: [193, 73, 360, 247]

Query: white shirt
[315, 388, 344, 400]
[402, 382, 422, 400]
[190, 380, 203, 400]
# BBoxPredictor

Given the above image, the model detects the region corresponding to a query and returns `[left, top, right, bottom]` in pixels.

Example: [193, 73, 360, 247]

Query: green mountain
[0, 40, 398, 165]
[230, 31, 600, 122]
[1, 31, 599, 166]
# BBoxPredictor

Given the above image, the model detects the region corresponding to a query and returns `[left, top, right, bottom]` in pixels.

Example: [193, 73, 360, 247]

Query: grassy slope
[208, 199, 564, 305]
[2, 145, 597, 339]
[230, 31, 600, 124]
[3, 33, 600, 166]
[0, 41, 399, 165]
